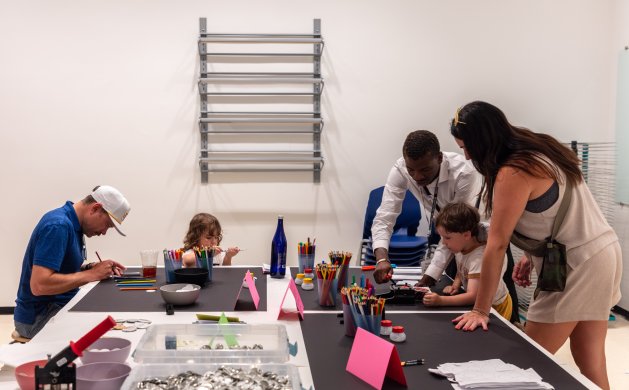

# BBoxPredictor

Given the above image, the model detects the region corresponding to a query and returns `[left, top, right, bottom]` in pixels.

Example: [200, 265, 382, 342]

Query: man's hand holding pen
[90, 260, 125, 279]
[94, 251, 125, 278]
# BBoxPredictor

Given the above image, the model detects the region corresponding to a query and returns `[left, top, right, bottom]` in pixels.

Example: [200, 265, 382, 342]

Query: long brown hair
[450, 101, 582, 215]
[183, 213, 222, 250]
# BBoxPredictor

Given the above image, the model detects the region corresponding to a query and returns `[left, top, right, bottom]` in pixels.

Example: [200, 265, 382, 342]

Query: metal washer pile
[134, 366, 292, 389]
[200, 343, 264, 350]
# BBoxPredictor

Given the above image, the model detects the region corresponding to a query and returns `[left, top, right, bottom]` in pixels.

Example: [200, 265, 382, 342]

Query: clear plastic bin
[133, 324, 289, 363]
[121, 363, 301, 390]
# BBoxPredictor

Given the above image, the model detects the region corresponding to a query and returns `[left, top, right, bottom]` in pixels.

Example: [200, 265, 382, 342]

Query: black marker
[401, 358, 425, 366]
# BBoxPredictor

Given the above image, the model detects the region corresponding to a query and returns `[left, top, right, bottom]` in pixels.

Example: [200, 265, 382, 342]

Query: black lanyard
[423, 169, 440, 237]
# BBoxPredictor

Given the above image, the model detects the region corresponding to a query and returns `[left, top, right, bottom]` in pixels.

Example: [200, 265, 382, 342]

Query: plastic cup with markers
[297, 240, 316, 274]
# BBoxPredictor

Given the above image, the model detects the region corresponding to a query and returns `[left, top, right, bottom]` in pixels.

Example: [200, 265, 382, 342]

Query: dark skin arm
[373, 247, 393, 283]
[417, 274, 436, 287]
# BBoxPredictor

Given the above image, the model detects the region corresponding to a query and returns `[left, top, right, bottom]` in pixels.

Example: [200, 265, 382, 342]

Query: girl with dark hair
[181, 213, 239, 267]
[449, 101, 621, 390]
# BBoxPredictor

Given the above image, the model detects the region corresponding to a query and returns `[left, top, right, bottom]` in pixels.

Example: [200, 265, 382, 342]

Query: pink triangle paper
[346, 328, 407, 389]
[234, 269, 260, 310]
[278, 278, 304, 320]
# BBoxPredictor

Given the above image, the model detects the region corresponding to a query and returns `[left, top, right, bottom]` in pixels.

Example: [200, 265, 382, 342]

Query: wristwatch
[80, 262, 95, 271]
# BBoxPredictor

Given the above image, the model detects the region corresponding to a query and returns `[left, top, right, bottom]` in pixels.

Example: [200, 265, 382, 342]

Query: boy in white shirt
[422, 202, 512, 320]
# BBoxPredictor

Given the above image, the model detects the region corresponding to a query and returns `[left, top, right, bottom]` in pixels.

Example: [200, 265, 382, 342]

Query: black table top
[70, 267, 267, 312]
[300, 312, 587, 390]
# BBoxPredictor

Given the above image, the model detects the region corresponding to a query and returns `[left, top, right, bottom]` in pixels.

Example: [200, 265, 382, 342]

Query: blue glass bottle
[270, 215, 287, 278]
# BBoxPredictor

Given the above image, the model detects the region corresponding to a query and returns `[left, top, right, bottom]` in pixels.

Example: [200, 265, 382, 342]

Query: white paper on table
[430, 359, 554, 390]
[393, 267, 422, 275]
[391, 275, 421, 283]
[0, 340, 67, 367]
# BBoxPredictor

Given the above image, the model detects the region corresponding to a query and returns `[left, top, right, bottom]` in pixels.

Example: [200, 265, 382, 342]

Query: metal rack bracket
[198, 18, 324, 183]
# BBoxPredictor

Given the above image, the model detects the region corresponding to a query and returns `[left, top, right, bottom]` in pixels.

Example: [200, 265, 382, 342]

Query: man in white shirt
[372, 130, 483, 286]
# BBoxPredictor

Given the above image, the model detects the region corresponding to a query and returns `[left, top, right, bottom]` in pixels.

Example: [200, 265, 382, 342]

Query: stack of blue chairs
[360, 187, 428, 267]
[363, 234, 428, 267]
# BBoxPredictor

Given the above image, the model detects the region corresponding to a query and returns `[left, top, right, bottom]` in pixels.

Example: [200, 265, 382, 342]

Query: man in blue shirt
[14, 185, 130, 339]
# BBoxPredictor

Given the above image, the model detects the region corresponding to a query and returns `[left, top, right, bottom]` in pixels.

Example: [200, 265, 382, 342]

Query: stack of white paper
[429, 359, 554, 389]
[391, 266, 422, 283]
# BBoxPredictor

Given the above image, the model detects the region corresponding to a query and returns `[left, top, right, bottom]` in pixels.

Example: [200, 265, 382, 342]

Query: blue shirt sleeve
[32, 222, 71, 272]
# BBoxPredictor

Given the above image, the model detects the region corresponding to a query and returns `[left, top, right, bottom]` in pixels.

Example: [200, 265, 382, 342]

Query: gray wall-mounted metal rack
[198, 18, 324, 183]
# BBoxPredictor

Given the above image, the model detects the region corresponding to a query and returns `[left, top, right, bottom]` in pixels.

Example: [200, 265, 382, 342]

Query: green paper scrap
[196, 313, 240, 322]
[219, 312, 239, 347]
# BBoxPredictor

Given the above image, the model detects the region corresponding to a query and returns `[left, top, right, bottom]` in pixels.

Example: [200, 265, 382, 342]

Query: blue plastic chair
[360, 186, 427, 266]
[362, 187, 420, 239]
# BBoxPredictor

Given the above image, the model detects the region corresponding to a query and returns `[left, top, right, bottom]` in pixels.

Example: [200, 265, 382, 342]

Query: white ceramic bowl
[159, 283, 201, 305]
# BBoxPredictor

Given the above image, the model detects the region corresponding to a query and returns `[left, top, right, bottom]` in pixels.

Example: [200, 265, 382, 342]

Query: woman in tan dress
[449, 101, 621, 390]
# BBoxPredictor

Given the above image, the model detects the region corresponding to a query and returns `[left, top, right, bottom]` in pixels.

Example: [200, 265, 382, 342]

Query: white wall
[0, 0, 618, 306]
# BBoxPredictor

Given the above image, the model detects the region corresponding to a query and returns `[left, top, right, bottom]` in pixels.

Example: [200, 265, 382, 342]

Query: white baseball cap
[91, 185, 130, 236]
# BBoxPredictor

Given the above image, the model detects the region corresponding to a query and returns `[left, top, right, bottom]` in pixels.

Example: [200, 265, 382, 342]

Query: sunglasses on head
[452, 107, 466, 126]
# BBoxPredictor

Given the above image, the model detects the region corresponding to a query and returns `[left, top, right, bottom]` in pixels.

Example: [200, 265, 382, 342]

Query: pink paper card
[277, 278, 304, 320]
[234, 270, 260, 310]
[346, 328, 407, 389]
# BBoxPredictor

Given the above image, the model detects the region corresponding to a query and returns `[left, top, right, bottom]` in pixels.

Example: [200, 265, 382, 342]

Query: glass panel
[615, 50, 629, 203]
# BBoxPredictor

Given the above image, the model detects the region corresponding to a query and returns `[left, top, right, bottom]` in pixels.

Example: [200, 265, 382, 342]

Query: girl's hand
[512, 255, 532, 287]
[226, 247, 240, 257]
[452, 310, 490, 331]
[221, 247, 239, 266]
[422, 292, 441, 306]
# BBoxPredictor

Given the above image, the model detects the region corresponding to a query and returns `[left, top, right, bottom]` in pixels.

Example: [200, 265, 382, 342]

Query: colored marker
[401, 359, 425, 366]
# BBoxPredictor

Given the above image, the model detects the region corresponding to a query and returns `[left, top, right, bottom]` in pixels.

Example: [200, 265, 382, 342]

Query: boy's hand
[447, 280, 462, 295]
[422, 292, 441, 306]
[442, 285, 457, 295]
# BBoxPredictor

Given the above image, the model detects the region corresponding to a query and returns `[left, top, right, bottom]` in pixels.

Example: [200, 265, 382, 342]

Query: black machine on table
[378, 281, 430, 305]
[35, 316, 116, 389]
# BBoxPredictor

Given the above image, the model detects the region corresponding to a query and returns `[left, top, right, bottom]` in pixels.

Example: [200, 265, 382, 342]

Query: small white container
[304, 268, 315, 280]
[390, 326, 406, 343]
[242, 272, 256, 288]
[294, 273, 305, 285]
[301, 277, 314, 291]
[380, 320, 393, 336]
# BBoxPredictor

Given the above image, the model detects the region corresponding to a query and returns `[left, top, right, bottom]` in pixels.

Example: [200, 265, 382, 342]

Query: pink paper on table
[346, 328, 407, 389]
[277, 278, 304, 320]
[234, 269, 260, 310]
